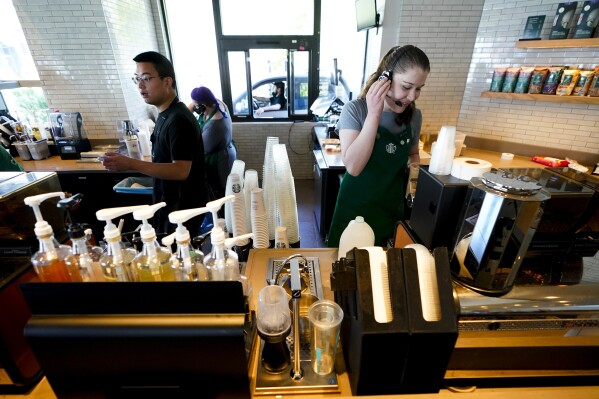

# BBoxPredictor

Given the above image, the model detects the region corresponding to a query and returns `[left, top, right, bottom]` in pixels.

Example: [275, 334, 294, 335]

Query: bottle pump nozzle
[168, 206, 210, 243]
[25, 192, 66, 237]
[206, 195, 235, 230]
[161, 232, 176, 248]
[96, 205, 149, 241]
[205, 195, 236, 256]
[133, 202, 166, 241]
[57, 193, 87, 239]
[225, 233, 254, 250]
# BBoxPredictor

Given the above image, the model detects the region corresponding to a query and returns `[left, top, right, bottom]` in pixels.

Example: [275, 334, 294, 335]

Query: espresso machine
[402, 167, 599, 386]
[49, 112, 91, 159]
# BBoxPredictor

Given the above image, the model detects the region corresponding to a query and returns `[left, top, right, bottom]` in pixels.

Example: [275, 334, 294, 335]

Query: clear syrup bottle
[131, 202, 175, 281]
[96, 204, 147, 281]
[25, 192, 73, 282]
[58, 193, 104, 282]
[167, 206, 210, 281]
[204, 195, 253, 287]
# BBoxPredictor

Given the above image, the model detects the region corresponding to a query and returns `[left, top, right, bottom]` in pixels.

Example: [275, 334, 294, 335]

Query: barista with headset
[327, 45, 430, 248]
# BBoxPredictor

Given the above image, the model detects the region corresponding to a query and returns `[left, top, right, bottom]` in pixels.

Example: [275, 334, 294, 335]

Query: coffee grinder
[451, 170, 551, 296]
[49, 112, 91, 159]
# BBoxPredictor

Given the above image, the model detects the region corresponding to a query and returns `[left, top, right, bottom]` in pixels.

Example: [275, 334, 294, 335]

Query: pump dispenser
[57, 193, 104, 282]
[204, 196, 253, 290]
[96, 204, 148, 281]
[25, 192, 73, 282]
[224, 232, 254, 295]
[168, 206, 210, 281]
[131, 202, 175, 282]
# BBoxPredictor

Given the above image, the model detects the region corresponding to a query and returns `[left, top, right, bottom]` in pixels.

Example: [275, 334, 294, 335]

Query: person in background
[188, 86, 236, 199]
[254, 81, 287, 115]
[327, 45, 430, 248]
[0, 145, 23, 171]
[101, 51, 207, 235]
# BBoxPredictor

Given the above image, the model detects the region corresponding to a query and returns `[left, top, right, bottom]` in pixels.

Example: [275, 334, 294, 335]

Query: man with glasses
[101, 51, 207, 235]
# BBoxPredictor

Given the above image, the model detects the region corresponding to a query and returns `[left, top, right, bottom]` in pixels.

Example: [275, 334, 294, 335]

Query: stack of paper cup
[230, 173, 249, 246]
[243, 169, 259, 232]
[428, 126, 456, 175]
[272, 144, 300, 245]
[225, 160, 246, 234]
[263, 137, 279, 241]
[251, 188, 270, 248]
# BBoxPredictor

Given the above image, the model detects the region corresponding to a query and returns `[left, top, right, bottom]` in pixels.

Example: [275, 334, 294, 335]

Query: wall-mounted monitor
[355, 0, 379, 31]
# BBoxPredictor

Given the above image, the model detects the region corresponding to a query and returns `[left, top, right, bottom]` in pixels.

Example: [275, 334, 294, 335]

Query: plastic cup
[274, 226, 289, 248]
[257, 285, 291, 336]
[308, 300, 344, 375]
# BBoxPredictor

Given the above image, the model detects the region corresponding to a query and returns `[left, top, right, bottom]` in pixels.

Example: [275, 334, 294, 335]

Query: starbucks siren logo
[386, 142, 397, 154]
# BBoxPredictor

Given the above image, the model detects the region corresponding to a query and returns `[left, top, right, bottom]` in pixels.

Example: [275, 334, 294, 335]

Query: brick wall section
[232, 122, 317, 180]
[458, 0, 599, 156]
[14, 0, 160, 140]
[383, 0, 485, 138]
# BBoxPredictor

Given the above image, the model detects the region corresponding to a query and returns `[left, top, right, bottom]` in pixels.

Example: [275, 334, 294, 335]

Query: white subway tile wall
[458, 0, 599, 155]
[13, 0, 597, 177]
[389, 0, 486, 138]
[233, 122, 317, 180]
[14, 0, 160, 140]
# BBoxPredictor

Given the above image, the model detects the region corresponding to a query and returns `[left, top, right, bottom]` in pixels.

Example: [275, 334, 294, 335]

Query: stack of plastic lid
[272, 144, 300, 245]
[250, 188, 270, 248]
[262, 137, 279, 240]
[428, 126, 456, 176]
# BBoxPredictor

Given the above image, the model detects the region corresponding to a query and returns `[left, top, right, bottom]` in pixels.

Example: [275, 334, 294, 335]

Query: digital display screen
[356, 0, 377, 31]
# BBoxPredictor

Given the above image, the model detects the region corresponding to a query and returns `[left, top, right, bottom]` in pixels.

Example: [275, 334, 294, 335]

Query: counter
[17, 156, 107, 172]
[6, 247, 599, 399]
[15, 155, 150, 241]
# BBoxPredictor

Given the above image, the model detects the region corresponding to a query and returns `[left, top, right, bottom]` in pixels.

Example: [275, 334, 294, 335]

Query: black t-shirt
[270, 93, 287, 109]
[150, 98, 207, 234]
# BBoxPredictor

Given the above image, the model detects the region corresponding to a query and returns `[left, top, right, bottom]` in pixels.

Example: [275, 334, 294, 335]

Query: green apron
[328, 124, 412, 247]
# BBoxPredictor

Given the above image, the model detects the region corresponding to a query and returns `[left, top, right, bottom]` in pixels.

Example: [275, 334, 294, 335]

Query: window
[0, 0, 48, 125]
[213, 0, 320, 121]
[0, 0, 48, 134]
[162, 0, 371, 122]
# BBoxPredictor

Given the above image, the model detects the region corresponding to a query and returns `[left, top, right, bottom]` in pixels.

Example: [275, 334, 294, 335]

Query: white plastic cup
[274, 226, 289, 248]
[257, 285, 291, 336]
[308, 300, 344, 375]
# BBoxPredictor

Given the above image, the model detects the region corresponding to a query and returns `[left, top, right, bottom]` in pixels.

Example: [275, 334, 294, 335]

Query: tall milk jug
[337, 216, 375, 260]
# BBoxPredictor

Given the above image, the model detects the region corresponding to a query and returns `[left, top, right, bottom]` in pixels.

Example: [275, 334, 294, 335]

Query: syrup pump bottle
[25, 192, 74, 282]
[131, 202, 175, 282]
[57, 193, 104, 282]
[96, 204, 148, 282]
[167, 206, 210, 281]
[224, 232, 254, 295]
[204, 195, 253, 284]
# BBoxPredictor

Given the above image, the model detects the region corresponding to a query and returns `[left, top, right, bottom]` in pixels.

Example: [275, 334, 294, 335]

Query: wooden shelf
[516, 38, 599, 49]
[481, 91, 599, 104]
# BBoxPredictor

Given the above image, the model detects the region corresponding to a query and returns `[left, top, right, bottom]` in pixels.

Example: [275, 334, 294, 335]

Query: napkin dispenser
[331, 247, 458, 395]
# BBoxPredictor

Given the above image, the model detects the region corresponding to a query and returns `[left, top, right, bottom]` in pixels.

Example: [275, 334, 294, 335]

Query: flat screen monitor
[20, 281, 252, 399]
[355, 0, 378, 31]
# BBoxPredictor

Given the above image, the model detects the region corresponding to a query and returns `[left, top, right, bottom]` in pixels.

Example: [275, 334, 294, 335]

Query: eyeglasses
[131, 76, 158, 85]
